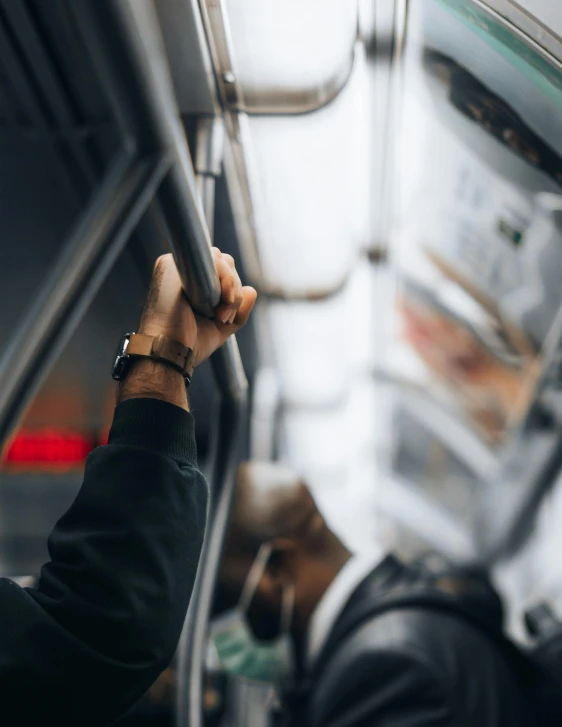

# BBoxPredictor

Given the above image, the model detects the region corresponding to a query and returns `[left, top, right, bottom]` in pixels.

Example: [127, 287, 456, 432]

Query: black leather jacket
[276, 555, 536, 727]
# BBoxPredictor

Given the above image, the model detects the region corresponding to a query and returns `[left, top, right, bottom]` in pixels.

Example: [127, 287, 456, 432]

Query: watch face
[111, 332, 133, 381]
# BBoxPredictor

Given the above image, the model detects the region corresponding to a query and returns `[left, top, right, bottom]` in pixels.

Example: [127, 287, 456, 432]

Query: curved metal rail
[75, 6, 250, 727]
[75, 0, 222, 318]
[0, 149, 168, 455]
[0, 3, 248, 724]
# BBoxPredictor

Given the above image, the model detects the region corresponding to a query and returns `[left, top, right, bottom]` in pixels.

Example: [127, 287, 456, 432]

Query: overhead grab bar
[75, 0, 222, 319]
[73, 3, 249, 726]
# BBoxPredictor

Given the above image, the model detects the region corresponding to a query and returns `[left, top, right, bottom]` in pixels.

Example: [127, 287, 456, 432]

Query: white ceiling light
[246, 50, 369, 294]
[268, 260, 375, 407]
[224, 0, 357, 98]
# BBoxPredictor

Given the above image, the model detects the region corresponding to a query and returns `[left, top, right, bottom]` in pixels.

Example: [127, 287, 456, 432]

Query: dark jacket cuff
[108, 398, 197, 467]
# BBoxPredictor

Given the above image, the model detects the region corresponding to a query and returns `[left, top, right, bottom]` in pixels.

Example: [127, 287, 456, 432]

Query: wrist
[118, 358, 189, 412]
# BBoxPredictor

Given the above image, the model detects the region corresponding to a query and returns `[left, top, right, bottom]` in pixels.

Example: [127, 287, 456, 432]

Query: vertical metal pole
[175, 340, 247, 727]
[194, 117, 225, 237]
[175, 115, 248, 727]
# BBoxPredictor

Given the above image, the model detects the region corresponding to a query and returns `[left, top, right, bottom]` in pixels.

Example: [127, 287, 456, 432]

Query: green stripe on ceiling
[432, 0, 562, 108]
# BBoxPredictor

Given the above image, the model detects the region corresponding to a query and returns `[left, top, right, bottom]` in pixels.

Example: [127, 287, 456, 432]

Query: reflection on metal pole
[195, 117, 225, 236]
[0, 150, 168, 455]
[250, 367, 282, 461]
[368, 0, 408, 259]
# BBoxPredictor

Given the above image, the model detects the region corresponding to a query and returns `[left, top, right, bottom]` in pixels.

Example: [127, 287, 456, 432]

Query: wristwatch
[112, 332, 195, 386]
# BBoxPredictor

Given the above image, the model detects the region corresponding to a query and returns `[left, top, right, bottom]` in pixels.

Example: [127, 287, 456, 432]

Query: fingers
[212, 247, 243, 324]
[208, 286, 257, 339]
[232, 286, 258, 329]
[194, 285, 257, 364]
[138, 250, 256, 370]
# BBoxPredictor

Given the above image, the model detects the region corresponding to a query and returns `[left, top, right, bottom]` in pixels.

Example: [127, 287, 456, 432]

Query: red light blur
[3, 430, 94, 469]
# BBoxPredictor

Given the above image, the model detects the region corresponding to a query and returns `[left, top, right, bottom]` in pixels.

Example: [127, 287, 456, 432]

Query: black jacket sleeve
[0, 398, 208, 726]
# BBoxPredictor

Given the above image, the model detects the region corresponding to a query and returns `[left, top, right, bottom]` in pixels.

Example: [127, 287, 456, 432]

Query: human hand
[119, 250, 256, 410]
[138, 249, 257, 367]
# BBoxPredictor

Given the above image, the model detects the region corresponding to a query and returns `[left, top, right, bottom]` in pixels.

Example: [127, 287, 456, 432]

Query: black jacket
[282, 556, 535, 727]
[0, 397, 207, 726]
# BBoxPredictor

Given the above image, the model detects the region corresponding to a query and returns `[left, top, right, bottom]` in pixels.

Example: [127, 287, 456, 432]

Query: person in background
[212, 462, 535, 727]
[0, 250, 256, 726]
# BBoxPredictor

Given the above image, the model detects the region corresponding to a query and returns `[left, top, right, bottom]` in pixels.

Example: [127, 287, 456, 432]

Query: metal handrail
[176, 339, 248, 727]
[75, 3, 250, 725]
[176, 109, 248, 727]
[75, 0, 222, 318]
[1, 8, 249, 726]
[0, 149, 168, 456]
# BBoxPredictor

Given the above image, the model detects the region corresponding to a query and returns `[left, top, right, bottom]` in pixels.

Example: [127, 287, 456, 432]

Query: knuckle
[154, 253, 172, 270]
